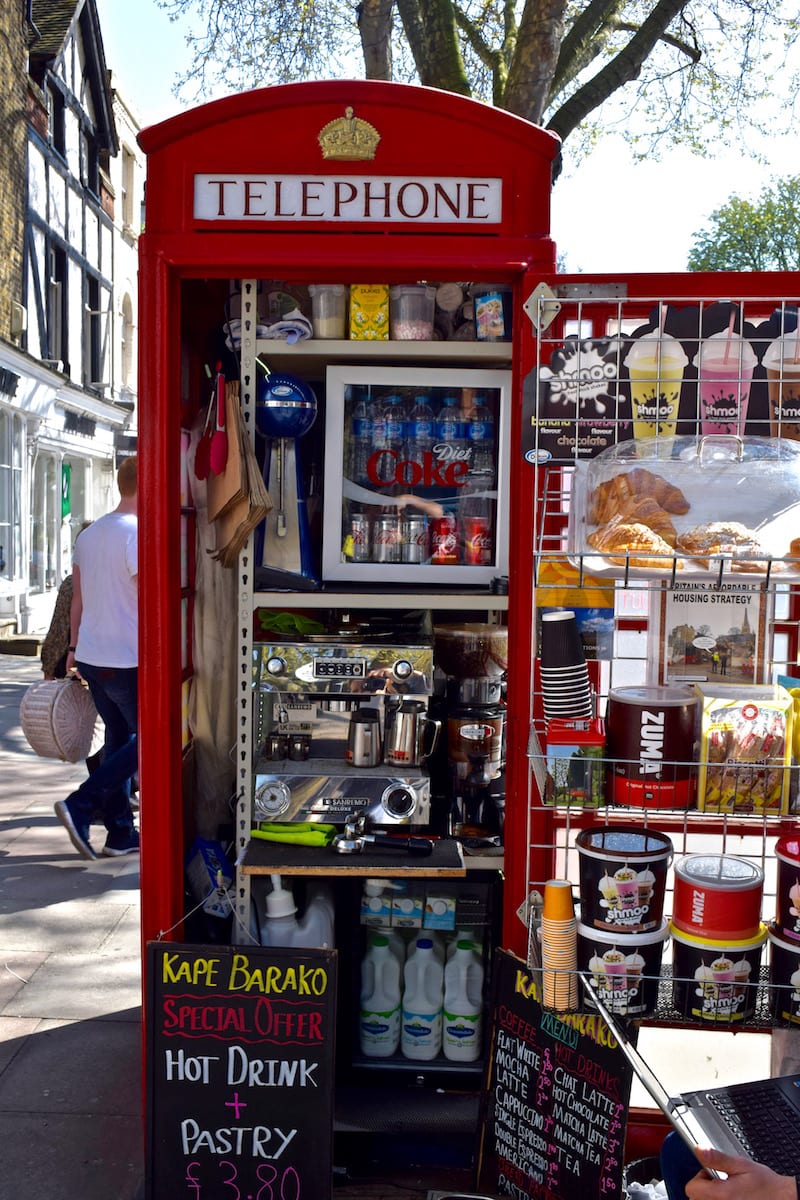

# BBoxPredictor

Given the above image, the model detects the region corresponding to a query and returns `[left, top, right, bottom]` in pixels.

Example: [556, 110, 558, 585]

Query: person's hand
[685, 1147, 796, 1199]
[66, 650, 81, 679]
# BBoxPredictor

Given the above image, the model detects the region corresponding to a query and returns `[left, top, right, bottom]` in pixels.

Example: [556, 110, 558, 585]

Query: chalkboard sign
[146, 942, 337, 1200]
[479, 949, 634, 1200]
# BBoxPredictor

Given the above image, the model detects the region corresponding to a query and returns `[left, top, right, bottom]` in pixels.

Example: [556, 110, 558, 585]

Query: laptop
[580, 972, 800, 1180]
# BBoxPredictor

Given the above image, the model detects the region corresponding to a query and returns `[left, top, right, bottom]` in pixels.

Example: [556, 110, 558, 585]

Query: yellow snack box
[696, 683, 793, 814]
[349, 284, 390, 340]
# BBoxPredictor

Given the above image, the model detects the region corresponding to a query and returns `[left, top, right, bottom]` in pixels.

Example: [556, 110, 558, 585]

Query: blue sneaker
[102, 829, 140, 857]
[54, 797, 96, 860]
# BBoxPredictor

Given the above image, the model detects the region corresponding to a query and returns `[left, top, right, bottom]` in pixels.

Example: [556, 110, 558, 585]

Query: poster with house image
[662, 582, 767, 686]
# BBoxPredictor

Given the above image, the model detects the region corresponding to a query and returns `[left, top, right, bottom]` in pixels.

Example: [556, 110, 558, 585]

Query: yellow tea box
[349, 284, 390, 340]
[696, 683, 793, 814]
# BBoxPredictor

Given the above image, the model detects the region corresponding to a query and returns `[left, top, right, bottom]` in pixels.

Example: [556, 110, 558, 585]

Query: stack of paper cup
[539, 611, 592, 726]
[541, 879, 579, 1010]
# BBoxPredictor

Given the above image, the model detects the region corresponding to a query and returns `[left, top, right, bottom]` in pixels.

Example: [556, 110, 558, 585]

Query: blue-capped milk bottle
[401, 936, 444, 1060]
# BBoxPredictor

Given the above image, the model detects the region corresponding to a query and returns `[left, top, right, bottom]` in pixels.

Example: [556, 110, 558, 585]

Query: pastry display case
[568, 434, 800, 581]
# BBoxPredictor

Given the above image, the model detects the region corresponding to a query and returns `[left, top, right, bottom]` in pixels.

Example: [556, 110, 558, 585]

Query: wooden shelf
[252, 588, 508, 612]
[254, 337, 512, 374]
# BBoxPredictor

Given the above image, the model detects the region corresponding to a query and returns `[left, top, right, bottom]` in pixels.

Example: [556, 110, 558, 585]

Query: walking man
[54, 456, 139, 859]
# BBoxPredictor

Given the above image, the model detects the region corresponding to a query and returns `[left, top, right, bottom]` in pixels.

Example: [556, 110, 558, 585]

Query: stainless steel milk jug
[346, 707, 382, 767]
[385, 700, 441, 766]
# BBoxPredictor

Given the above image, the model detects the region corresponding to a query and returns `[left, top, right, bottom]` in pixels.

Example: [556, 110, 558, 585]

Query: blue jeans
[661, 1131, 702, 1199]
[71, 663, 138, 836]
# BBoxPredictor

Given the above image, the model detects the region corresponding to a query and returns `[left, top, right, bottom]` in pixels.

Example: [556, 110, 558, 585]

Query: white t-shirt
[73, 510, 138, 667]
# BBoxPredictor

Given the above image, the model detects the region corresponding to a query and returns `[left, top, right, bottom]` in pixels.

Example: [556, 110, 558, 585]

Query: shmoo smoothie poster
[523, 301, 769, 466]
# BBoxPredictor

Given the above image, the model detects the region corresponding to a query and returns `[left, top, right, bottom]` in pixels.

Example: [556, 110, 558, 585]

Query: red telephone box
[137, 82, 562, 1187]
[137, 79, 559, 958]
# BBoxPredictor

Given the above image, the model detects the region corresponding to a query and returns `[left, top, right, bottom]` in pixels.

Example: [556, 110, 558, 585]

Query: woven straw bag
[20, 678, 103, 763]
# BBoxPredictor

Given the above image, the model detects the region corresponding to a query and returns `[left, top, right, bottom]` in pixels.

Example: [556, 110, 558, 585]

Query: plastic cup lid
[762, 329, 800, 369]
[624, 330, 688, 369]
[692, 329, 758, 371]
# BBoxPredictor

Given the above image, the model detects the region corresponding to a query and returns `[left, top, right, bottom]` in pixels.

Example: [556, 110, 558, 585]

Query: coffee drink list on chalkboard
[479, 949, 635, 1200]
[146, 942, 337, 1200]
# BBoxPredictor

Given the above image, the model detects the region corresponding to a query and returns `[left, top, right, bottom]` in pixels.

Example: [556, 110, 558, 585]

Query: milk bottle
[359, 935, 402, 1057]
[442, 940, 484, 1062]
[401, 937, 444, 1060]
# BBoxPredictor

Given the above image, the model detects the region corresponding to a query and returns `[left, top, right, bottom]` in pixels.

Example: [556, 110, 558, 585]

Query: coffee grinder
[432, 623, 508, 838]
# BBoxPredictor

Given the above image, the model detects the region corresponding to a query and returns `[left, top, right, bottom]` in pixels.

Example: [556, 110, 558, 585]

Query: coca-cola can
[431, 513, 459, 565]
[464, 515, 493, 565]
[350, 513, 370, 562]
[401, 515, 429, 563]
[373, 514, 401, 563]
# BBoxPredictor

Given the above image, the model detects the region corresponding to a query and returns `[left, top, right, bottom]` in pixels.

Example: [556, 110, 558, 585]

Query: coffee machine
[432, 623, 508, 837]
[253, 611, 439, 829]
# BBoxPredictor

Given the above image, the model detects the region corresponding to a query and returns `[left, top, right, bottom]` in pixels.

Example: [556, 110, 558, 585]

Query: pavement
[0, 654, 479, 1200]
[0, 653, 145, 1199]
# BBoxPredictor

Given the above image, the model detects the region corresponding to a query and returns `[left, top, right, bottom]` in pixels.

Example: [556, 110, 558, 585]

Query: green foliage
[688, 176, 800, 271]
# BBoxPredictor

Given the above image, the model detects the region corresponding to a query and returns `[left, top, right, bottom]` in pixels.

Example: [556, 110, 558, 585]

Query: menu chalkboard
[479, 949, 634, 1200]
[146, 942, 337, 1200]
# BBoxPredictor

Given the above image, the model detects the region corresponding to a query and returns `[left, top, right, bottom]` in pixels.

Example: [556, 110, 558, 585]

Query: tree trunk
[357, 0, 394, 80]
[503, 0, 570, 124]
[397, 0, 472, 96]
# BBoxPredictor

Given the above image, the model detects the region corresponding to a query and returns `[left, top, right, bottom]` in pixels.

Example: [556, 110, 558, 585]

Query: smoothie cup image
[763, 331, 800, 442]
[789, 878, 800, 918]
[695, 962, 715, 999]
[792, 967, 800, 1002]
[613, 867, 639, 909]
[599, 873, 619, 909]
[693, 330, 757, 436]
[637, 867, 656, 906]
[602, 948, 628, 990]
[625, 951, 646, 992]
[711, 955, 735, 999]
[624, 332, 688, 439]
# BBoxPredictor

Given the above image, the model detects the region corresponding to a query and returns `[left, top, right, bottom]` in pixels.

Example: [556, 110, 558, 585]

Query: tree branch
[549, 0, 628, 101]
[546, 0, 691, 143]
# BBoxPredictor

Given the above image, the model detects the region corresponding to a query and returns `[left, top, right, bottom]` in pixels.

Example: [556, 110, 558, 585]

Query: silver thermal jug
[385, 700, 441, 767]
[346, 707, 382, 767]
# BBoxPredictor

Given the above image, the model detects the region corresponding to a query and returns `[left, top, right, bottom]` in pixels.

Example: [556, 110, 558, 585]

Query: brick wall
[0, 1, 28, 346]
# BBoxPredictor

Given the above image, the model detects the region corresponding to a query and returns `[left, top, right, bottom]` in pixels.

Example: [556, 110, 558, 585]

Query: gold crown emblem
[318, 107, 380, 161]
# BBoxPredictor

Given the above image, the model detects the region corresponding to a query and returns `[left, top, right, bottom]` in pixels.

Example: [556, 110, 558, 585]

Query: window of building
[121, 292, 134, 391]
[80, 126, 99, 195]
[0, 409, 24, 581]
[30, 451, 59, 593]
[48, 246, 67, 369]
[121, 146, 135, 232]
[48, 84, 66, 158]
[84, 277, 110, 390]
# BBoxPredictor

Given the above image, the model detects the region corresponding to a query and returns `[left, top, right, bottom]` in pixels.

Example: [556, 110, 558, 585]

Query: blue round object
[256, 374, 318, 439]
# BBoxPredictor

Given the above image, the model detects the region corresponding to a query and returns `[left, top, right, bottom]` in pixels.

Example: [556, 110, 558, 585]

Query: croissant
[622, 496, 678, 545]
[587, 515, 682, 569]
[789, 537, 800, 558]
[588, 469, 689, 524]
[626, 468, 690, 514]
